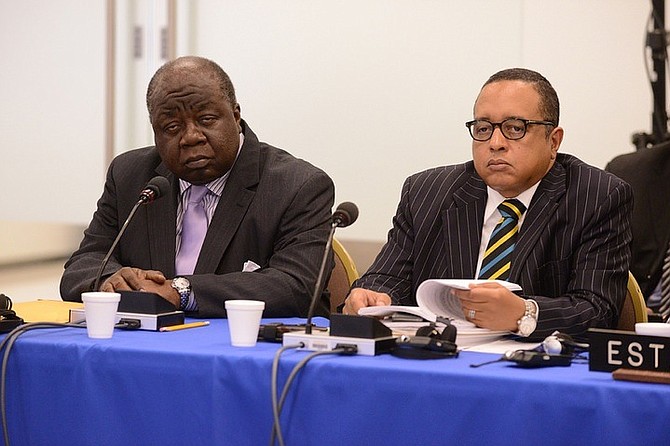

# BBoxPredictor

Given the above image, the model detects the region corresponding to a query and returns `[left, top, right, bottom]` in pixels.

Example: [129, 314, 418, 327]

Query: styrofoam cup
[225, 300, 265, 347]
[82, 292, 121, 339]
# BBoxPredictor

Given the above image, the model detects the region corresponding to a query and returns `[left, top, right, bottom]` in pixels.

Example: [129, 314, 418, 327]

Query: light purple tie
[175, 185, 209, 275]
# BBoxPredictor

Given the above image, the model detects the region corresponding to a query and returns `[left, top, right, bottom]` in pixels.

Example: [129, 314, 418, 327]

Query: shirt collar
[484, 182, 539, 222]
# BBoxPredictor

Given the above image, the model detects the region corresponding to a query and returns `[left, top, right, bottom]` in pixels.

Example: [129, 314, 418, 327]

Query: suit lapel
[194, 124, 259, 274]
[442, 174, 487, 278]
[509, 162, 565, 281]
[148, 164, 179, 277]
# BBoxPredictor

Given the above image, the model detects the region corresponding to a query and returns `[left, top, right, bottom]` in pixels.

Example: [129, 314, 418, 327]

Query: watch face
[519, 316, 537, 336]
[173, 277, 190, 290]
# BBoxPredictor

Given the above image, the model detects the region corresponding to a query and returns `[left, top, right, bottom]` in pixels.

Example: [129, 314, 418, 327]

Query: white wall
[0, 0, 658, 261]
[0, 0, 107, 225]
[186, 0, 652, 241]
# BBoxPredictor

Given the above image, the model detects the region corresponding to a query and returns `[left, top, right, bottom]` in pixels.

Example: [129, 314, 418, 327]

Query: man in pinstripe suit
[344, 68, 632, 340]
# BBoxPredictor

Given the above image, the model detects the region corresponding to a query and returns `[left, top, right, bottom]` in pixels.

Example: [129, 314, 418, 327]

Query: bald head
[146, 56, 237, 121]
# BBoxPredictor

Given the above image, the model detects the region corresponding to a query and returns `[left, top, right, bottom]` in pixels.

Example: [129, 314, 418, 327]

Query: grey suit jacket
[606, 144, 670, 298]
[60, 121, 335, 318]
[354, 153, 632, 340]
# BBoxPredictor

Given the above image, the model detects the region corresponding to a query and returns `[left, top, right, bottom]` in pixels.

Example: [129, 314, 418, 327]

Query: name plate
[588, 328, 670, 372]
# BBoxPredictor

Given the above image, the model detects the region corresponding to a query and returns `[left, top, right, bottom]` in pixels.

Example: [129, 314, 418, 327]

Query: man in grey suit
[606, 142, 670, 313]
[60, 56, 334, 318]
[343, 68, 632, 340]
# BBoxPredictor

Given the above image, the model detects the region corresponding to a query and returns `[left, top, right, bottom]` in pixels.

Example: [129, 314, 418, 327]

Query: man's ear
[234, 103, 242, 132]
[550, 126, 564, 156]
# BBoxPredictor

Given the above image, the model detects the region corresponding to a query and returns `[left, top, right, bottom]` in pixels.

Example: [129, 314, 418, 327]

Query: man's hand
[342, 288, 391, 315]
[452, 282, 526, 332]
[100, 267, 180, 307]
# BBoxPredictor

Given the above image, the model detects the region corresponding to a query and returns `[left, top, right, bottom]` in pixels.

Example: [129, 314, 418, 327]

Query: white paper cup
[82, 292, 121, 339]
[225, 300, 265, 347]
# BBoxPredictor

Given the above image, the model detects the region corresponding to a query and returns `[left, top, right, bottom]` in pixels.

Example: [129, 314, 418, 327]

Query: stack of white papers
[358, 279, 524, 351]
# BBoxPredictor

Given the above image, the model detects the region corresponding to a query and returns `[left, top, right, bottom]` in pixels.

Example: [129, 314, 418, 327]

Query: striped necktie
[658, 242, 670, 321]
[175, 185, 209, 276]
[478, 199, 527, 281]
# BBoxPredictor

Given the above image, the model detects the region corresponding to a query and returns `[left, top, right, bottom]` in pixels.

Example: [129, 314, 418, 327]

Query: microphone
[332, 201, 358, 228]
[304, 202, 359, 334]
[138, 176, 169, 204]
[283, 201, 395, 355]
[92, 176, 170, 292]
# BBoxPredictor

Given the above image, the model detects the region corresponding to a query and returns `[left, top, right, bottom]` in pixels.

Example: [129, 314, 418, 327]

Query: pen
[159, 321, 210, 332]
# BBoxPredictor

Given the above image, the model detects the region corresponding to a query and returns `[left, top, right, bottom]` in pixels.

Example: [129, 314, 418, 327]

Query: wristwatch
[516, 299, 538, 337]
[171, 276, 191, 310]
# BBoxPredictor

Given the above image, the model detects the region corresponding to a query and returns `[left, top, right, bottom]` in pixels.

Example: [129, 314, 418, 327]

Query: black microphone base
[329, 314, 393, 338]
[69, 308, 184, 331]
[118, 290, 178, 314]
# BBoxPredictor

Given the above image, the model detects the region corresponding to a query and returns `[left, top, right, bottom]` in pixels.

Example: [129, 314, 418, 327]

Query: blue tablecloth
[4, 318, 670, 446]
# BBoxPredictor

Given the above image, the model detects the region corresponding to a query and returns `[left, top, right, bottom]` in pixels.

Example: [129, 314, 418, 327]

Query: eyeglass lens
[469, 119, 527, 141]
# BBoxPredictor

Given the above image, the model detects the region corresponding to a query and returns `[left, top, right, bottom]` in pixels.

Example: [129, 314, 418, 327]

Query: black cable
[270, 346, 351, 446]
[0, 322, 83, 446]
[0, 318, 140, 446]
[271, 347, 346, 446]
[270, 344, 302, 446]
[0, 317, 146, 445]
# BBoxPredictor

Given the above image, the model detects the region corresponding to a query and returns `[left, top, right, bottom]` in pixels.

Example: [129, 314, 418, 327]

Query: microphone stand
[92, 180, 164, 292]
[649, 0, 669, 146]
[304, 222, 337, 334]
[633, 0, 670, 150]
[71, 176, 183, 330]
[93, 196, 147, 292]
[281, 202, 396, 356]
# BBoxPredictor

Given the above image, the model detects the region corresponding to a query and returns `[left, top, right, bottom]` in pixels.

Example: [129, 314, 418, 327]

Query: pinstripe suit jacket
[355, 153, 633, 339]
[60, 121, 334, 318]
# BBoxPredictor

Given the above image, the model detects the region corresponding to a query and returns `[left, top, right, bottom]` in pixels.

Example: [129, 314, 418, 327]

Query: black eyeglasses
[465, 118, 556, 141]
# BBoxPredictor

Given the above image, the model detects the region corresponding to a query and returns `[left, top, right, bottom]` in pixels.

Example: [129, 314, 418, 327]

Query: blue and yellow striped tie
[478, 199, 526, 281]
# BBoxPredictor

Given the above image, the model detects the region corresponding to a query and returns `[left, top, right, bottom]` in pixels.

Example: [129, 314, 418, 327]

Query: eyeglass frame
[465, 118, 556, 141]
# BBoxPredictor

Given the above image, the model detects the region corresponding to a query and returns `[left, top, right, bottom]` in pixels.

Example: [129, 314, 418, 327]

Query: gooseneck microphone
[331, 201, 358, 228]
[92, 176, 170, 292]
[138, 177, 169, 204]
[304, 202, 359, 334]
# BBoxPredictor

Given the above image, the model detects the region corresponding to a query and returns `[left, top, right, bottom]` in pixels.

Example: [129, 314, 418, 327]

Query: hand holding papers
[414, 279, 522, 320]
[358, 279, 523, 349]
[358, 279, 522, 321]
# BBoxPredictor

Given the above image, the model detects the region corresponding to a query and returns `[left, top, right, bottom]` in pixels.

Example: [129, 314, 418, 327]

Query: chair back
[617, 271, 648, 331]
[328, 238, 360, 313]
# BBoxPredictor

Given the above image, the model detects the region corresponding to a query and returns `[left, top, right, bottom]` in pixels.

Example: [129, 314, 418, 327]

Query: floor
[0, 259, 66, 304]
